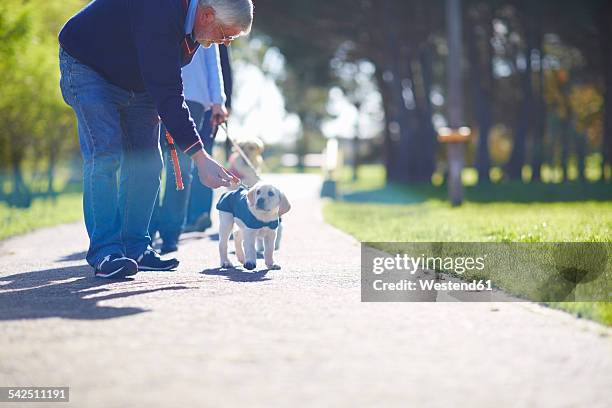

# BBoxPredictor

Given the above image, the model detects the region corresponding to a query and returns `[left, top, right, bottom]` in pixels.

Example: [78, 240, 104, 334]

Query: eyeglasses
[216, 24, 239, 47]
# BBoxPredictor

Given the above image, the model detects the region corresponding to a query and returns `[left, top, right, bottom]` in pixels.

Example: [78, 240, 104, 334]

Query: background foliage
[1, 0, 611, 209]
[0, 0, 83, 206]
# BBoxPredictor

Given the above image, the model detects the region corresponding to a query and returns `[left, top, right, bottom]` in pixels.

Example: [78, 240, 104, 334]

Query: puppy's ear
[247, 185, 258, 205]
[279, 191, 291, 216]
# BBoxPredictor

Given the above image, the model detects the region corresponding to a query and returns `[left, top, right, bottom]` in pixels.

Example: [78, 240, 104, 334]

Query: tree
[256, 0, 612, 185]
[466, 1, 495, 183]
[0, 0, 81, 205]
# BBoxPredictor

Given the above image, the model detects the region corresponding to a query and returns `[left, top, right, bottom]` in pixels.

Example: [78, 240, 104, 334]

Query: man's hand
[192, 149, 239, 188]
[211, 104, 228, 126]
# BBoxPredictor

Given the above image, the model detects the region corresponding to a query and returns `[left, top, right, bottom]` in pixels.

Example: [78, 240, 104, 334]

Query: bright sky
[223, 61, 301, 146]
[223, 39, 384, 147]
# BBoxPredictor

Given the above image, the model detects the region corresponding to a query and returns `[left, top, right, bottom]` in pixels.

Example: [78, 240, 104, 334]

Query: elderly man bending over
[58, 0, 253, 278]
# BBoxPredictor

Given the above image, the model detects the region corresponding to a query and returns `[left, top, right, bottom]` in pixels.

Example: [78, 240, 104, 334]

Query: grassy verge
[0, 193, 83, 241]
[324, 165, 612, 326]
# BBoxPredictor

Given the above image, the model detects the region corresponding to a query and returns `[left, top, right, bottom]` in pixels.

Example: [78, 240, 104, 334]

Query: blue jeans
[59, 48, 162, 267]
[151, 103, 211, 243]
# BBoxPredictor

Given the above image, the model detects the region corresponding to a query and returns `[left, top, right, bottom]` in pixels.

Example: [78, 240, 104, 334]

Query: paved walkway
[0, 174, 610, 407]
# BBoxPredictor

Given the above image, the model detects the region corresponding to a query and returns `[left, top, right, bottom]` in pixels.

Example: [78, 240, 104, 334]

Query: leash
[165, 130, 185, 191]
[165, 122, 258, 191]
[220, 122, 261, 189]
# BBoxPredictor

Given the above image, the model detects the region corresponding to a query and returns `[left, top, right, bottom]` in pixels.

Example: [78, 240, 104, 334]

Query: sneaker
[137, 248, 179, 271]
[94, 254, 138, 279]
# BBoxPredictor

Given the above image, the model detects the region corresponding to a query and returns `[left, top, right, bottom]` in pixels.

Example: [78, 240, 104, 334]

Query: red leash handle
[165, 130, 184, 191]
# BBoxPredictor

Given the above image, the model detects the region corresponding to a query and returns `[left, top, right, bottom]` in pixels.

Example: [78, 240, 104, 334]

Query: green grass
[324, 164, 612, 326]
[0, 193, 83, 240]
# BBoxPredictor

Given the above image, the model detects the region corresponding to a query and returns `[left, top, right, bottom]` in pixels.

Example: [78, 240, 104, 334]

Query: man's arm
[131, 1, 237, 187]
[131, 0, 202, 155]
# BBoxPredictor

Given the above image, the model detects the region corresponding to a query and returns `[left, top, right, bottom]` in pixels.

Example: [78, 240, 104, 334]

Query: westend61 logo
[372, 254, 486, 275]
[369, 253, 492, 295]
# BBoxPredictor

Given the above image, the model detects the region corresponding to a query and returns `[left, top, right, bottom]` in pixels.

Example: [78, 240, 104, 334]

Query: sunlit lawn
[0, 193, 83, 241]
[324, 165, 612, 325]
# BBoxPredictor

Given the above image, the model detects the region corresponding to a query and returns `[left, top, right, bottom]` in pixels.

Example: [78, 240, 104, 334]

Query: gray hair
[198, 0, 254, 35]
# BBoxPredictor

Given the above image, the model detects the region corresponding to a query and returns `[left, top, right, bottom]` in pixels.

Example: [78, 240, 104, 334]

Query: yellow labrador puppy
[217, 183, 291, 270]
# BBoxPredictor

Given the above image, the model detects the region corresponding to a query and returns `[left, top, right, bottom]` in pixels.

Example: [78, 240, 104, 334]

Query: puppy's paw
[221, 261, 234, 269]
[244, 261, 256, 270]
[266, 264, 281, 270]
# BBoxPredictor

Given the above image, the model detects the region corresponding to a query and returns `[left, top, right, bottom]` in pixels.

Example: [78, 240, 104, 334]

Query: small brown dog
[227, 137, 264, 188]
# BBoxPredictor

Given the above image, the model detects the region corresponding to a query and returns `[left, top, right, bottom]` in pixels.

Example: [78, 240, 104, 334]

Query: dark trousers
[186, 136, 214, 225]
[150, 102, 213, 244]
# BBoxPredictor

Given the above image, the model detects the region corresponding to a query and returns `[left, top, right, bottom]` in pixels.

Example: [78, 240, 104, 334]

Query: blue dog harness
[216, 188, 280, 230]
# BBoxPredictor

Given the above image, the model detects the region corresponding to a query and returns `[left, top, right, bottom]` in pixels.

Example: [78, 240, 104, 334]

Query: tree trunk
[418, 44, 437, 183]
[507, 12, 535, 181]
[47, 145, 58, 199]
[381, 1, 415, 184]
[446, 0, 465, 206]
[296, 114, 308, 172]
[375, 67, 399, 183]
[531, 18, 546, 182]
[559, 118, 569, 182]
[601, 2, 612, 182]
[575, 129, 586, 182]
[352, 102, 361, 181]
[467, 6, 493, 184]
[9, 145, 31, 208]
[400, 45, 427, 183]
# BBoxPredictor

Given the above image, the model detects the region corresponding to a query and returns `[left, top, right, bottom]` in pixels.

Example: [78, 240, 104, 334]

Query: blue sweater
[59, 0, 203, 155]
[216, 189, 280, 230]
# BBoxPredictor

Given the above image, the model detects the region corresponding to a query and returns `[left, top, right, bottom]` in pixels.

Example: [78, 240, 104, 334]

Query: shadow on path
[201, 267, 271, 283]
[341, 181, 612, 205]
[0, 265, 189, 321]
[342, 186, 427, 205]
[57, 251, 88, 262]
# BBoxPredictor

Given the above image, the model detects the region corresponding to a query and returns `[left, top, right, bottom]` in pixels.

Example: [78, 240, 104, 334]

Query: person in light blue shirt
[151, 44, 229, 253]
[183, 45, 226, 113]
[185, 44, 233, 233]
